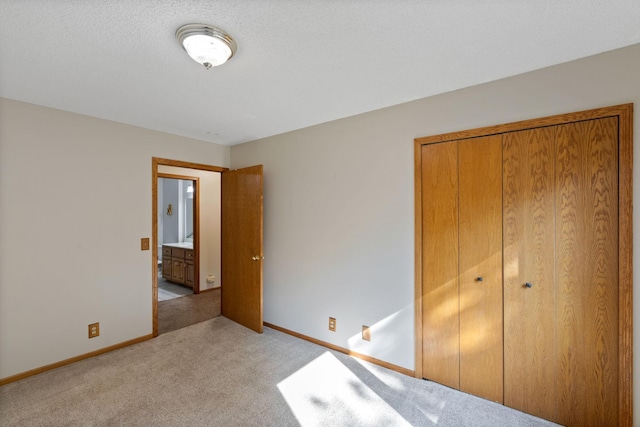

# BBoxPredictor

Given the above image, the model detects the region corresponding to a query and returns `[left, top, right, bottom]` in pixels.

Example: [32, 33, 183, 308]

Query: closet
[415, 104, 632, 426]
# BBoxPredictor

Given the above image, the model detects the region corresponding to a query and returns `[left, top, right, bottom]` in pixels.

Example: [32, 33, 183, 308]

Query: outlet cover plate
[329, 317, 336, 332]
[362, 325, 371, 341]
[88, 322, 100, 338]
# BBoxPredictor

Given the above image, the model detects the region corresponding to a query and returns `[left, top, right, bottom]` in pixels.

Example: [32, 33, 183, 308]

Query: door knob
[252, 256, 259, 261]
[475, 277, 483, 282]
[524, 282, 533, 288]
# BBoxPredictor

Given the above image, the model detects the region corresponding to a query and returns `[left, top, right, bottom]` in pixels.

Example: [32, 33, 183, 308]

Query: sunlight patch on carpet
[277, 352, 412, 426]
[350, 357, 407, 392]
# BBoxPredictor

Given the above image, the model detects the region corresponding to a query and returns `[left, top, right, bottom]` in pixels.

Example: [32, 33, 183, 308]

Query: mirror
[159, 178, 194, 245]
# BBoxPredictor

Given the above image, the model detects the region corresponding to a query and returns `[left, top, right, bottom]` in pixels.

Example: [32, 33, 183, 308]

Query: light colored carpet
[0, 317, 559, 426]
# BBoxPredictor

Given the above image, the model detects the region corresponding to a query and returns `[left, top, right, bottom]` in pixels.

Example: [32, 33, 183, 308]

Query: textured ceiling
[1, 1, 639, 146]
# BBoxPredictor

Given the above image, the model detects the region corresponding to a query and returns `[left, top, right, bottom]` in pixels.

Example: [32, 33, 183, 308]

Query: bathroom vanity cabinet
[161, 244, 194, 288]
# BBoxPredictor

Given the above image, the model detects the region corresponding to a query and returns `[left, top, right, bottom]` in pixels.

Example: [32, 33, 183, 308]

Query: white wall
[157, 166, 222, 290]
[231, 43, 640, 414]
[0, 98, 229, 379]
[161, 178, 180, 243]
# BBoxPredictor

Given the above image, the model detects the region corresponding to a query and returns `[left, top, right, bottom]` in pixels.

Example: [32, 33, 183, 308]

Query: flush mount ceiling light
[176, 23, 237, 69]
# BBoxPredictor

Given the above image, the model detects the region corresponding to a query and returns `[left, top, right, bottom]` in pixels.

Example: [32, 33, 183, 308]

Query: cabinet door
[161, 256, 172, 280]
[421, 142, 460, 389]
[185, 260, 194, 288]
[458, 135, 503, 403]
[172, 259, 185, 283]
[503, 127, 557, 421]
[555, 118, 619, 426]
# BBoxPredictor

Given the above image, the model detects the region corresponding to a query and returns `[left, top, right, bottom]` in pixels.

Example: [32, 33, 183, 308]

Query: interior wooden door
[421, 141, 460, 389]
[457, 135, 503, 403]
[221, 165, 264, 333]
[555, 118, 619, 426]
[503, 127, 557, 421]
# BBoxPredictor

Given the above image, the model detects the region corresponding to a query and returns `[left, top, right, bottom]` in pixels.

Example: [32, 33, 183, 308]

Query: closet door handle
[475, 277, 483, 282]
[524, 282, 533, 288]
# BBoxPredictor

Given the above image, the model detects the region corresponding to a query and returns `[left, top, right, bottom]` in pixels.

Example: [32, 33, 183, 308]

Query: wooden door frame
[152, 157, 227, 337]
[414, 104, 633, 423]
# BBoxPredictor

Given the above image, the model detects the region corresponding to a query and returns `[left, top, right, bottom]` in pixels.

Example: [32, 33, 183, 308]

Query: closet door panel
[503, 127, 557, 421]
[421, 142, 460, 389]
[458, 135, 503, 403]
[555, 117, 619, 426]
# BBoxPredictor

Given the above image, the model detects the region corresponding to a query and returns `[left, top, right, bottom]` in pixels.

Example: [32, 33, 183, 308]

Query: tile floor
[157, 273, 193, 301]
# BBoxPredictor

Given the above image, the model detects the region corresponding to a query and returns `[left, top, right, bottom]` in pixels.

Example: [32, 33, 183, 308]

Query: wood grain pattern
[193, 178, 200, 293]
[421, 142, 460, 389]
[414, 104, 632, 426]
[414, 140, 424, 380]
[555, 118, 619, 426]
[152, 159, 159, 336]
[617, 105, 633, 427]
[503, 127, 557, 421]
[458, 135, 503, 403]
[153, 157, 226, 173]
[415, 104, 632, 146]
[221, 165, 264, 333]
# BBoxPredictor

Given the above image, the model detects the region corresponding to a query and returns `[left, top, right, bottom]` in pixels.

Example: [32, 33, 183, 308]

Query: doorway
[152, 158, 226, 337]
[152, 157, 265, 337]
[158, 175, 198, 298]
[157, 171, 222, 335]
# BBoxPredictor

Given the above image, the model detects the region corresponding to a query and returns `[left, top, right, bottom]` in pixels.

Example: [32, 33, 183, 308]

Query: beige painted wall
[158, 166, 221, 290]
[0, 98, 229, 378]
[231, 43, 640, 417]
[1, 42, 639, 420]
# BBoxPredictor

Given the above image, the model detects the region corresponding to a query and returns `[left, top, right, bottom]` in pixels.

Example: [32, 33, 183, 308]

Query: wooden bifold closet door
[554, 118, 619, 426]
[503, 118, 619, 425]
[503, 126, 557, 421]
[421, 135, 503, 403]
[458, 136, 503, 403]
[421, 141, 460, 390]
[416, 105, 631, 427]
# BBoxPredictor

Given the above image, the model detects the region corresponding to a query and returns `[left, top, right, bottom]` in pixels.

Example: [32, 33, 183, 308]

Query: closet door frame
[414, 103, 633, 425]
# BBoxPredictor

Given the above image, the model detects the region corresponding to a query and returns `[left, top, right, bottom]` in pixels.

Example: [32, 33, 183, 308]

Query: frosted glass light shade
[176, 24, 237, 69]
